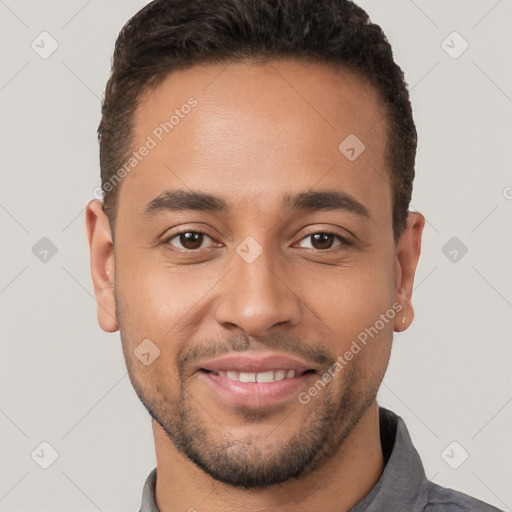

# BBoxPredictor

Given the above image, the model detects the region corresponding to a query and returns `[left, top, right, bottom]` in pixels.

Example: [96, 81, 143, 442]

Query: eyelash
[162, 229, 351, 254]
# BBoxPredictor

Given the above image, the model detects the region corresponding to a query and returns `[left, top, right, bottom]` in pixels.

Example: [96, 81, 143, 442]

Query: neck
[152, 401, 384, 512]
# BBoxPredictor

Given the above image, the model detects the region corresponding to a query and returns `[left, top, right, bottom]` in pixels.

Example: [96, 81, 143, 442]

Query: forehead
[118, 58, 391, 226]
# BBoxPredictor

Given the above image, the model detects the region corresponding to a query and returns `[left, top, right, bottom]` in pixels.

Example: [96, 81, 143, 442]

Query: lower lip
[200, 371, 315, 408]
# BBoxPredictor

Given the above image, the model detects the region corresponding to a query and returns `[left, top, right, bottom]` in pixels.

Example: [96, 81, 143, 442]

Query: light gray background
[1, 0, 511, 510]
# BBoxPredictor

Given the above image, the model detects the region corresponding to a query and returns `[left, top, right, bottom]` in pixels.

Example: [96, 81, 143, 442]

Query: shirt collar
[139, 406, 428, 512]
[349, 407, 429, 511]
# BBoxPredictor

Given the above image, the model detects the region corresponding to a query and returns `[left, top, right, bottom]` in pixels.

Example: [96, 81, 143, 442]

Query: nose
[213, 246, 302, 337]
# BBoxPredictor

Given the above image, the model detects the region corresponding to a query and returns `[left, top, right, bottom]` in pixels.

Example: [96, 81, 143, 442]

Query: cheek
[297, 263, 396, 387]
[115, 258, 218, 355]
[300, 253, 396, 336]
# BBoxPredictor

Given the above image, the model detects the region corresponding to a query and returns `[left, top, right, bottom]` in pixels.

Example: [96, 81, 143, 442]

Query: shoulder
[425, 481, 504, 512]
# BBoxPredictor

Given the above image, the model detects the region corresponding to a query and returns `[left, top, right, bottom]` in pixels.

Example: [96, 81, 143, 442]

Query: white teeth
[256, 370, 275, 383]
[239, 372, 256, 382]
[213, 369, 297, 383]
[274, 369, 286, 381]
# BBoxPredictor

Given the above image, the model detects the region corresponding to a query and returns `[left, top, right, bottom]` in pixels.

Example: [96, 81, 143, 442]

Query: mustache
[177, 333, 335, 373]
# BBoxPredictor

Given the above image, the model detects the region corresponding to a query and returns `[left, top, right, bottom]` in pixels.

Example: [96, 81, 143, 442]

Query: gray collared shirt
[139, 406, 503, 511]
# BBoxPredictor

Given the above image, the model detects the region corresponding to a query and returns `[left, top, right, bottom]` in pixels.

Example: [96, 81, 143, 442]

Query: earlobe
[85, 199, 119, 333]
[393, 211, 425, 333]
[394, 301, 413, 333]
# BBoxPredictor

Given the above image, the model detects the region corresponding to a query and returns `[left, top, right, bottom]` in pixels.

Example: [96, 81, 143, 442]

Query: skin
[86, 59, 424, 511]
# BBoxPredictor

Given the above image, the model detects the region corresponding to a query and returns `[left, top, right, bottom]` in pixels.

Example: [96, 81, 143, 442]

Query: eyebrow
[143, 188, 369, 219]
[144, 189, 230, 216]
[283, 190, 369, 218]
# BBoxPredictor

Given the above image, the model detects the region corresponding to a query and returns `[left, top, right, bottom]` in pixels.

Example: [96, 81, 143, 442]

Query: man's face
[89, 59, 419, 488]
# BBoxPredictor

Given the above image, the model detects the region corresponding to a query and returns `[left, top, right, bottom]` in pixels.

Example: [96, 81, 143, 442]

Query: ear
[393, 211, 425, 332]
[85, 199, 119, 333]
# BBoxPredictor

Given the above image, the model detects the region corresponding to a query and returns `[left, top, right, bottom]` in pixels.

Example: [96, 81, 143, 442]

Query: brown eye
[311, 233, 335, 249]
[166, 231, 212, 251]
[297, 232, 346, 250]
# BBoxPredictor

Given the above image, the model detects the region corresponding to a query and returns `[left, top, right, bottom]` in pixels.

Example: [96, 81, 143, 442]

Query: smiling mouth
[200, 368, 316, 383]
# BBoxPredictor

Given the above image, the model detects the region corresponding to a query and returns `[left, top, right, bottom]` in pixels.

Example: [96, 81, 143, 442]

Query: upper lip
[198, 352, 317, 375]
